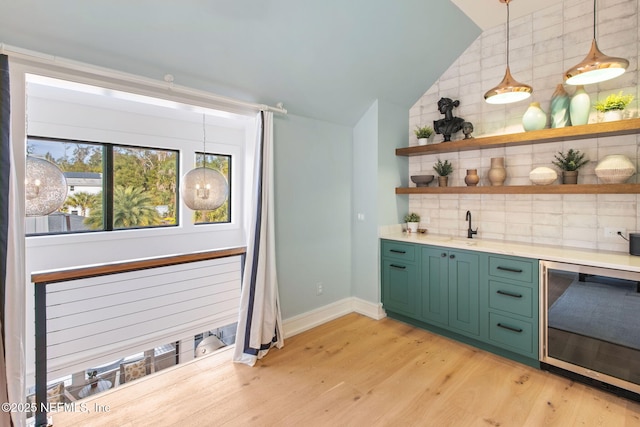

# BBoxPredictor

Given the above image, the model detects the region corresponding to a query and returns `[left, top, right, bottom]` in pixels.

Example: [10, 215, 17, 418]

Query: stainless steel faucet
[466, 210, 478, 239]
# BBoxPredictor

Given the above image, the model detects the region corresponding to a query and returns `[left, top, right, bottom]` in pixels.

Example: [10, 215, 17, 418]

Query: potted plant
[433, 158, 453, 187]
[414, 125, 434, 146]
[552, 149, 588, 184]
[404, 212, 420, 233]
[594, 91, 634, 122]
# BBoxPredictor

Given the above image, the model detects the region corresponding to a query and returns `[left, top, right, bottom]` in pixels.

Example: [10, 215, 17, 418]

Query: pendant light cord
[505, 0, 510, 67]
[593, 0, 597, 39]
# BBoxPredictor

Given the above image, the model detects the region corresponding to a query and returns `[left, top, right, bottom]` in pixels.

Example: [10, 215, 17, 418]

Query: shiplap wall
[44, 256, 242, 380]
[408, 0, 639, 253]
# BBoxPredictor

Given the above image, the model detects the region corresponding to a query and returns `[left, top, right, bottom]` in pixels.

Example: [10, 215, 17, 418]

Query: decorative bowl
[595, 154, 636, 184]
[529, 167, 557, 185]
[411, 175, 434, 187]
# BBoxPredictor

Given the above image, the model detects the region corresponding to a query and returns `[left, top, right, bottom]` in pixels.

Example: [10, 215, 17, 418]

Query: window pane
[194, 153, 231, 224]
[113, 146, 178, 229]
[26, 138, 104, 235]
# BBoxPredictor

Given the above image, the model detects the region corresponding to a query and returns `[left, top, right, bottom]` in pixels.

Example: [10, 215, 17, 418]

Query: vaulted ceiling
[0, 1, 553, 126]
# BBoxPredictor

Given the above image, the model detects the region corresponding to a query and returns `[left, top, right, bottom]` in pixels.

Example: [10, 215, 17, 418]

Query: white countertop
[380, 228, 640, 273]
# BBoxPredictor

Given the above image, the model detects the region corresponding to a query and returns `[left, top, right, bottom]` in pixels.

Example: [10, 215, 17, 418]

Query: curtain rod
[0, 43, 287, 115]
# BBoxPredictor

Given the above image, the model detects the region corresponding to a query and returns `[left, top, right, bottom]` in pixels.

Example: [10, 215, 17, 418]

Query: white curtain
[233, 110, 283, 366]
[2, 54, 26, 427]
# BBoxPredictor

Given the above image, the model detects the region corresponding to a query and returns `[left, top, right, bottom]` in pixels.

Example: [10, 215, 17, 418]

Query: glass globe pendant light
[181, 115, 229, 211]
[564, 0, 628, 85]
[25, 155, 68, 216]
[484, 0, 533, 104]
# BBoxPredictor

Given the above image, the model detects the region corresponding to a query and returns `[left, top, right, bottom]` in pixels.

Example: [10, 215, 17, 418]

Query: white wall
[408, 0, 639, 253]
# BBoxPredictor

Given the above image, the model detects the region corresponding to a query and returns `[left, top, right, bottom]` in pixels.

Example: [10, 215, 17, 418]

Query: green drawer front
[489, 280, 534, 318]
[488, 312, 534, 355]
[382, 241, 415, 262]
[488, 256, 535, 284]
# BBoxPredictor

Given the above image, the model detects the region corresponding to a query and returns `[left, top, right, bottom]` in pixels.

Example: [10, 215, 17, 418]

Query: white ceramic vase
[595, 154, 636, 184]
[407, 222, 419, 233]
[418, 138, 428, 146]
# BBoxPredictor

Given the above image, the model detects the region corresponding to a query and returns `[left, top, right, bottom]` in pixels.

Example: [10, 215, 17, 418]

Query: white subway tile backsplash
[406, 0, 639, 254]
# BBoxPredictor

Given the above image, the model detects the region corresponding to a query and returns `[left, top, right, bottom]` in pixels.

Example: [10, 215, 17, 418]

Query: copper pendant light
[564, 0, 628, 85]
[484, 0, 533, 104]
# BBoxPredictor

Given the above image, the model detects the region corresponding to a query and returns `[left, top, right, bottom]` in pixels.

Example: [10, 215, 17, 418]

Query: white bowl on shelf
[529, 167, 557, 185]
[595, 155, 636, 184]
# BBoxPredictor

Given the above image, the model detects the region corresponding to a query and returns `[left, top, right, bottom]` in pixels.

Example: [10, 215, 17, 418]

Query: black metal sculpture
[433, 97, 465, 142]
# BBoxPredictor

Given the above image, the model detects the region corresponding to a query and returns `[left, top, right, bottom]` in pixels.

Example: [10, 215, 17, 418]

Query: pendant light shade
[564, 39, 628, 85]
[25, 155, 68, 217]
[484, 0, 532, 104]
[484, 66, 533, 105]
[564, 0, 628, 85]
[181, 115, 229, 211]
[181, 167, 228, 211]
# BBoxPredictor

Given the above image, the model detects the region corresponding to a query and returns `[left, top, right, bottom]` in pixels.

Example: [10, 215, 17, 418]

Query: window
[194, 152, 231, 225]
[26, 137, 178, 235]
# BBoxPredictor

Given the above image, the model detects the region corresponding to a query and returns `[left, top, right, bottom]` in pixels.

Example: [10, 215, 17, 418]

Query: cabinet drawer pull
[389, 249, 406, 254]
[496, 266, 523, 273]
[390, 264, 406, 270]
[496, 290, 522, 298]
[497, 323, 523, 333]
[449, 254, 455, 259]
[441, 253, 447, 257]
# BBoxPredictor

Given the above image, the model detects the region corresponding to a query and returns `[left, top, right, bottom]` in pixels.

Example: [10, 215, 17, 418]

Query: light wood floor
[52, 313, 640, 426]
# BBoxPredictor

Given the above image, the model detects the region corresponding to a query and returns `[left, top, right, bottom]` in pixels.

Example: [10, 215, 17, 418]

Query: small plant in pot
[552, 149, 588, 184]
[433, 158, 453, 187]
[594, 91, 634, 122]
[404, 212, 420, 233]
[414, 125, 434, 146]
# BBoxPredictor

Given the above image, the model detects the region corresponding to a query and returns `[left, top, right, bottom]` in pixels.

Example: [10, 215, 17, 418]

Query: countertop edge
[380, 232, 640, 273]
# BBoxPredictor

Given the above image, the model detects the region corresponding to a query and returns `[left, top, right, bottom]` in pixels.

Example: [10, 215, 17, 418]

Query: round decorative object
[595, 154, 636, 184]
[464, 169, 479, 186]
[522, 102, 547, 131]
[550, 84, 571, 128]
[488, 157, 506, 186]
[529, 166, 558, 185]
[410, 175, 434, 187]
[570, 85, 590, 125]
[25, 156, 68, 217]
[181, 167, 229, 210]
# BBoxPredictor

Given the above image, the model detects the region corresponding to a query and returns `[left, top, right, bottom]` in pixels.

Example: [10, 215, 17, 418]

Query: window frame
[25, 136, 181, 236]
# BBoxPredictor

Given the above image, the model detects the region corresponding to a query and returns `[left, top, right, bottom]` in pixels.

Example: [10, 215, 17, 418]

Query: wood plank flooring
[52, 313, 640, 426]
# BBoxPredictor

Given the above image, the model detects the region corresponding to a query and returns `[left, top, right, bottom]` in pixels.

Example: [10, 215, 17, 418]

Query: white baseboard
[282, 297, 386, 338]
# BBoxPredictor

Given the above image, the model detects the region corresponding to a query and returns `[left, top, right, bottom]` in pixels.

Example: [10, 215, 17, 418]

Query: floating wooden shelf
[396, 183, 640, 195]
[396, 118, 640, 156]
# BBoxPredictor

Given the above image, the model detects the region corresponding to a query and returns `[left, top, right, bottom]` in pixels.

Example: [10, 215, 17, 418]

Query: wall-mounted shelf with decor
[396, 118, 640, 156]
[396, 183, 640, 195]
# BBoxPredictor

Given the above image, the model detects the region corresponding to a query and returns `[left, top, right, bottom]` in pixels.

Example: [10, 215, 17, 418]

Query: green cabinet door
[421, 247, 479, 336]
[420, 247, 449, 326]
[448, 250, 480, 336]
[382, 259, 418, 316]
